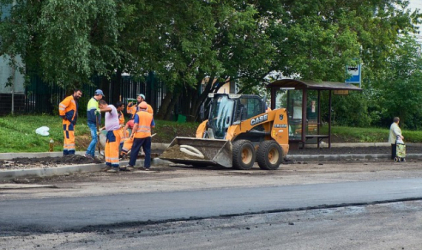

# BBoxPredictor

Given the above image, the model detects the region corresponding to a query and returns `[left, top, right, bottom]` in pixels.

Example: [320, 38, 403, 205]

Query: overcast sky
[407, 0, 422, 41]
[408, 0, 422, 11]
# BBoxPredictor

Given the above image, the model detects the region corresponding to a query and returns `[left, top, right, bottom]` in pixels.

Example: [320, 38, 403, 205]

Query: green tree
[372, 34, 422, 129]
[1, 0, 421, 122]
[0, 0, 121, 89]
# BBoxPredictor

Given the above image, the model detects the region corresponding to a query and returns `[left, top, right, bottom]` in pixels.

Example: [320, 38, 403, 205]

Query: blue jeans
[86, 122, 98, 157]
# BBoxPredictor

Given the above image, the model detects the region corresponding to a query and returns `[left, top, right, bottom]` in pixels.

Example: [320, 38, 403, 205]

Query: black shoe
[119, 166, 132, 171]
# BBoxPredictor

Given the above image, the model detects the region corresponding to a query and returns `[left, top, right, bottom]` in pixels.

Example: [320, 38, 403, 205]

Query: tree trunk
[155, 91, 174, 120]
[110, 69, 122, 105]
[186, 76, 225, 122]
[164, 91, 181, 120]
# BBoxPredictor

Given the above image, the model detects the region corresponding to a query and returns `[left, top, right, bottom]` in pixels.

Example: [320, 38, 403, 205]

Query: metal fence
[24, 73, 167, 117]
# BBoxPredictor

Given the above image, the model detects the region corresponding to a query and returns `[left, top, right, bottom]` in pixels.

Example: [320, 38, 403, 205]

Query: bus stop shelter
[267, 79, 362, 149]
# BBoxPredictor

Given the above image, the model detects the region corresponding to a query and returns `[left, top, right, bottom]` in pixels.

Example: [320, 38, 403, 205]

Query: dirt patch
[75, 135, 93, 151]
[160, 145, 208, 160]
[0, 155, 101, 170]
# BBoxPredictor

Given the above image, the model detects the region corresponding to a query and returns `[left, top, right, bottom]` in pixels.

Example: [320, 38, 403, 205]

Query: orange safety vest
[134, 111, 153, 138]
[127, 104, 137, 119]
[118, 111, 125, 125]
[127, 103, 154, 119]
[59, 95, 78, 123]
[146, 104, 154, 115]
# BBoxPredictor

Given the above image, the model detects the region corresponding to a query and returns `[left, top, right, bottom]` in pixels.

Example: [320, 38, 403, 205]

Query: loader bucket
[159, 137, 233, 168]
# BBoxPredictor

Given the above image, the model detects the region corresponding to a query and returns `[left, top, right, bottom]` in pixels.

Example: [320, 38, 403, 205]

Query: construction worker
[85, 89, 104, 158]
[59, 89, 82, 155]
[121, 102, 155, 171]
[98, 100, 121, 173]
[115, 101, 129, 150]
[115, 101, 126, 126]
[120, 99, 153, 158]
[127, 94, 154, 119]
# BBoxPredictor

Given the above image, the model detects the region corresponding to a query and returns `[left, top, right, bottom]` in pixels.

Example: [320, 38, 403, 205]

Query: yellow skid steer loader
[160, 93, 289, 170]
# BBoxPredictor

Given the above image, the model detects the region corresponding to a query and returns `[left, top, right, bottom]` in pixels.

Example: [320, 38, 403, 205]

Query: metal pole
[328, 90, 332, 149]
[270, 87, 276, 110]
[11, 57, 16, 115]
[301, 88, 307, 148]
[317, 90, 321, 135]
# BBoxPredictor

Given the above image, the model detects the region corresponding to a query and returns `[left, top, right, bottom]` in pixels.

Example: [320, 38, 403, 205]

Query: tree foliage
[372, 34, 422, 129]
[0, 0, 421, 124]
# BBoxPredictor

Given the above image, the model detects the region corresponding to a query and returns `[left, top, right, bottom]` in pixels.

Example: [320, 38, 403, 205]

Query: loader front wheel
[257, 140, 282, 170]
[232, 140, 256, 170]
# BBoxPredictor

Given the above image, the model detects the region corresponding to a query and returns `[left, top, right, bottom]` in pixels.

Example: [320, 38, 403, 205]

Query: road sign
[345, 64, 361, 87]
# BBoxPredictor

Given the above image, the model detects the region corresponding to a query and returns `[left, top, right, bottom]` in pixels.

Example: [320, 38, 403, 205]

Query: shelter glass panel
[286, 90, 303, 140]
[306, 90, 319, 135]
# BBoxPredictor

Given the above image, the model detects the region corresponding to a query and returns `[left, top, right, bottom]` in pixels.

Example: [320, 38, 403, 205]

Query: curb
[305, 142, 422, 148]
[0, 158, 171, 181]
[1, 143, 420, 181]
[0, 143, 170, 160]
[289, 153, 422, 161]
[1, 142, 420, 160]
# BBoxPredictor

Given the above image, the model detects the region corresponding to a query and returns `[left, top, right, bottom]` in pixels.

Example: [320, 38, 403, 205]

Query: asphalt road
[1, 178, 422, 233]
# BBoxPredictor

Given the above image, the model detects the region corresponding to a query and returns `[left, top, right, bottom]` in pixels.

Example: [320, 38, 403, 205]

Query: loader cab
[207, 93, 266, 139]
[233, 95, 266, 122]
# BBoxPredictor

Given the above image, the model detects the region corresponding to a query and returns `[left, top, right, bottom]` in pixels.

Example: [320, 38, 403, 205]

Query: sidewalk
[1, 143, 421, 181]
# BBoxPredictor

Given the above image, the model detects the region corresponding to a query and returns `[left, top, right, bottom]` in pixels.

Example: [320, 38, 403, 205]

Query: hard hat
[138, 94, 145, 99]
[139, 101, 148, 109]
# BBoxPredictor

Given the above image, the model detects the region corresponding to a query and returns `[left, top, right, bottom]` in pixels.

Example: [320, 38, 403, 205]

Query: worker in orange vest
[115, 101, 126, 126]
[121, 102, 155, 171]
[120, 100, 153, 158]
[115, 101, 129, 150]
[59, 89, 82, 155]
[127, 94, 154, 119]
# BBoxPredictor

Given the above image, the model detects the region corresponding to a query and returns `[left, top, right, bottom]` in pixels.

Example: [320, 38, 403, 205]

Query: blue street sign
[345, 64, 361, 87]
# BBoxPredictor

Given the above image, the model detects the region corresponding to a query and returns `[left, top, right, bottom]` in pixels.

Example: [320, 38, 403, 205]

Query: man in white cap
[127, 94, 144, 119]
[127, 94, 154, 119]
[85, 89, 104, 159]
[120, 94, 154, 159]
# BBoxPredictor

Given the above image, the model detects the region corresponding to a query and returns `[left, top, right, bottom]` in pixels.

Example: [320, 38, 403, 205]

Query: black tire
[232, 140, 256, 170]
[257, 140, 283, 170]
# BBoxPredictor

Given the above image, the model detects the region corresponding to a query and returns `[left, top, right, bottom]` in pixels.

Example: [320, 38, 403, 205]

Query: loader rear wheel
[257, 140, 282, 170]
[232, 140, 256, 170]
